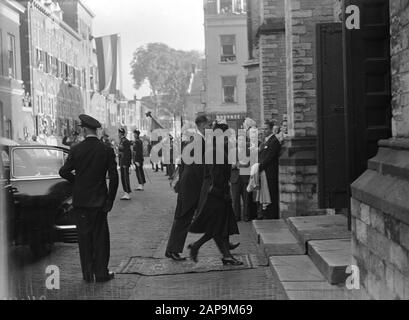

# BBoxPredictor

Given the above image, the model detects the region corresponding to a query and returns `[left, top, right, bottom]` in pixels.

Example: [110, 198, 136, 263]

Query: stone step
[269, 256, 347, 300]
[252, 220, 305, 256]
[308, 239, 352, 285]
[287, 215, 351, 251]
[251, 220, 284, 243]
[269, 255, 363, 300]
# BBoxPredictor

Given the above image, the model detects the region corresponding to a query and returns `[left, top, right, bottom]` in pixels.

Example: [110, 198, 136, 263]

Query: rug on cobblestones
[116, 254, 255, 276]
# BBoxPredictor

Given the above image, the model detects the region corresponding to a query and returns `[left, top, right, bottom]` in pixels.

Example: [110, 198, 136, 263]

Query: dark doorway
[317, 23, 348, 210]
[343, 0, 392, 226]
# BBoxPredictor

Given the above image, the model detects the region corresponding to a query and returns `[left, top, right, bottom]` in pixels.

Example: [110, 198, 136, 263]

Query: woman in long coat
[188, 122, 242, 266]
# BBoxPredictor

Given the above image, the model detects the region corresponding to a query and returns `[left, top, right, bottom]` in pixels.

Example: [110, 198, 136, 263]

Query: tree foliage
[130, 43, 202, 116]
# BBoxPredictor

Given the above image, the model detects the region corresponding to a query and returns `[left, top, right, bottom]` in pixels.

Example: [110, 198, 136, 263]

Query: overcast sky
[84, 0, 205, 99]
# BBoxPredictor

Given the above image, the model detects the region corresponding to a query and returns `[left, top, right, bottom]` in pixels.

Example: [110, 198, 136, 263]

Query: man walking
[165, 115, 209, 261]
[59, 114, 119, 283]
[118, 128, 132, 200]
[132, 130, 146, 191]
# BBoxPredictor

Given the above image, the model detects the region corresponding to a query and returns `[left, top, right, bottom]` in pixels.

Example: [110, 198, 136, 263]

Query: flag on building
[95, 34, 119, 94]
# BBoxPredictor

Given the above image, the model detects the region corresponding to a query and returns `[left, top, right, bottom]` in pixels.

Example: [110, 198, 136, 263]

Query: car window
[12, 148, 66, 179]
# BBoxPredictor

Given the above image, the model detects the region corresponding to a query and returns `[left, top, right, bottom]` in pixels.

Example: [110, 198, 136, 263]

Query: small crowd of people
[165, 115, 286, 266]
[57, 112, 286, 283]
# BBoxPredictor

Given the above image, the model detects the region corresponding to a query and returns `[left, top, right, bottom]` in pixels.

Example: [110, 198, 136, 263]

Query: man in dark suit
[259, 120, 282, 220]
[59, 114, 119, 283]
[165, 115, 209, 261]
[118, 128, 132, 200]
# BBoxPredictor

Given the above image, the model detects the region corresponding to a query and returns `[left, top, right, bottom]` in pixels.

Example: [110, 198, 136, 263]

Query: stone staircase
[252, 215, 370, 300]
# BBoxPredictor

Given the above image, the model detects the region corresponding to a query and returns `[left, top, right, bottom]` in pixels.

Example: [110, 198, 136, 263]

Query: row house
[19, 0, 95, 142]
[0, 0, 27, 141]
[203, 0, 249, 131]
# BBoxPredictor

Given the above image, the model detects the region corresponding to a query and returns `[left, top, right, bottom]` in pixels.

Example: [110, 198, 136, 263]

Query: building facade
[19, 0, 95, 143]
[0, 0, 27, 140]
[350, 0, 409, 300]
[245, 0, 409, 299]
[203, 0, 248, 130]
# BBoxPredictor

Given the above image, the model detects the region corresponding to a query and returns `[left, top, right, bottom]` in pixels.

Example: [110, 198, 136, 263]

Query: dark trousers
[231, 175, 253, 221]
[167, 164, 175, 178]
[262, 203, 280, 220]
[166, 206, 196, 254]
[120, 165, 131, 193]
[135, 162, 146, 185]
[75, 208, 110, 279]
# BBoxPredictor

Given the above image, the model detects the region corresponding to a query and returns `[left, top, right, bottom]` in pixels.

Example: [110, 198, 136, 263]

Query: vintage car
[0, 138, 76, 257]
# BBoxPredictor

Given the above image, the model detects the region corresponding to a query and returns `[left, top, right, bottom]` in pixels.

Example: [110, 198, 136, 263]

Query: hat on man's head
[133, 129, 140, 135]
[118, 128, 126, 135]
[78, 114, 101, 130]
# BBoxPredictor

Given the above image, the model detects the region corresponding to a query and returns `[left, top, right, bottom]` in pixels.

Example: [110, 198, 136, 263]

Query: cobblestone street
[7, 167, 285, 300]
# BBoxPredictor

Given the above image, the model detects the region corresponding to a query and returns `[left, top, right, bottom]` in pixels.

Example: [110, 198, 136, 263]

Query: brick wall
[279, 0, 338, 218]
[261, 0, 287, 123]
[285, 0, 337, 137]
[245, 63, 261, 123]
[390, 1, 409, 138]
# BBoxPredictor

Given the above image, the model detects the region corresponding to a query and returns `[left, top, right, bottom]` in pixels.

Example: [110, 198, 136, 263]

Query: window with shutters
[222, 76, 237, 103]
[220, 35, 236, 63]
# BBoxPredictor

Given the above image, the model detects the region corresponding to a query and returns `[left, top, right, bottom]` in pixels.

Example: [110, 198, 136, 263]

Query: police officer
[132, 130, 146, 191]
[59, 114, 119, 283]
[118, 128, 132, 200]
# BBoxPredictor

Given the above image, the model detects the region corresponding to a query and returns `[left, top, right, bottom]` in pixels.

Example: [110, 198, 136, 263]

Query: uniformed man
[118, 128, 132, 200]
[59, 114, 119, 283]
[132, 130, 146, 191]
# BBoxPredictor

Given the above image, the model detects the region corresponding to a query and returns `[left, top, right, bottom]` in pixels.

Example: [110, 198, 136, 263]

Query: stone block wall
[351, 140, 409, 300]
[390, 1, 409, 138]
[280, 161, 319, 218]
[349, 2, 409, 300]
[245, 63, 262, 123]
[260, 32, 287, 122]
[259, 0, 287, 123]
[285, 0, 337, 137]
[279, 0, 338, 218]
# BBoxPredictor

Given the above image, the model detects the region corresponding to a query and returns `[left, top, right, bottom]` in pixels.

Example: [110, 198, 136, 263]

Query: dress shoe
[121, 193, 131, 200]
[229, 242, 240, 251]
[95, 271, 115, 283]
[187, 244, 199, 263]
[222, 257, 244, 266]
[165, 251, 186, 262]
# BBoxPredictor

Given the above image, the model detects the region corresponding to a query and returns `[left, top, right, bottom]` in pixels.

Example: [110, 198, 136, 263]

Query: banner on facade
[95, 34, 118, 95]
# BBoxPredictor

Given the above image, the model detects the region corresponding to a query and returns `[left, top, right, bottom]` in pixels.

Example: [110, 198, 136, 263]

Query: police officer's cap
[78, 114, 101, 129]
[118, 128, 126, 135]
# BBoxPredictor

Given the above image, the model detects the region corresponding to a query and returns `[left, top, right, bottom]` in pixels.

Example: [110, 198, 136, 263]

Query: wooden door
[343, 0, 392, 183]
[317, 23, 348, 209]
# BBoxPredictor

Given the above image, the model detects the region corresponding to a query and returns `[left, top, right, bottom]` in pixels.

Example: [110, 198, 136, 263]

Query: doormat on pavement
[116, 254, 255, 276]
